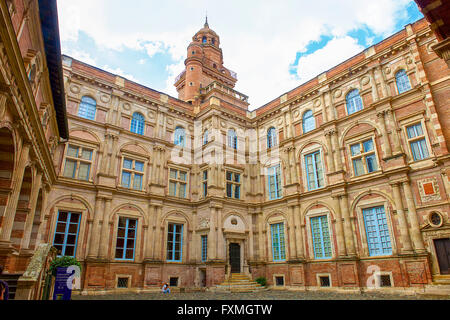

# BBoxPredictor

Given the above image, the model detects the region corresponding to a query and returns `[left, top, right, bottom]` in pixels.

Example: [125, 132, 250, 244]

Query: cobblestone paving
[72, 290, 449, 300]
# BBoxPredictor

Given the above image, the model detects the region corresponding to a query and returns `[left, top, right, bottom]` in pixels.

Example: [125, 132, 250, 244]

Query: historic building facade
[0, 0, 67, 281]
[32, 16, 450, 294]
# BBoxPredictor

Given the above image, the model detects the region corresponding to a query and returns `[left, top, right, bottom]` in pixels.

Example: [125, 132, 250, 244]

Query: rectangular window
[202, 170, 208, 198]
[268, 165, 282, 200]
[310, 215, 332, 259]
[115, 217, 137, 260]
[53, 211, 81, 257]
[167, 223, 183, 262]
[226, 171, 241, 199]
[362, 206, 392, 257]
[406, 123, 429, 161]
[121, 158, 144, 190]
[169, 169, 188, 198]
[305, 151, 324, 191]
[201, 235, 208, 262]
[271, 223, 286, 261]
[350, 139, 378, 177]
[63, 145, 93, 181]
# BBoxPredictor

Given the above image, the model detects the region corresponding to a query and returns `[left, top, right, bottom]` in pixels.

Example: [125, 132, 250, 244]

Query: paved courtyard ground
[72, 290, 449, 300]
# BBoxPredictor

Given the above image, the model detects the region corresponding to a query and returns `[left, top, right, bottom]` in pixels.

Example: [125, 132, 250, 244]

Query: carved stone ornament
[313, 99, 321, 108]
[198, 217, 210, 229]
[334, 89, 342, 98]
[293, 110, 300, 119]
[231, 218, 238, 225]
[220, 121, 226, 128]
[148, 110, 155, 119]
[277, 118, 284, 126]
[100, 94, 110, 103]
[417, 178, 441, 202]
[384, 67, 391, 75]
[361, 76, 370, 86]
[70, 84, 80, 94]
[123, 102, 131, 110]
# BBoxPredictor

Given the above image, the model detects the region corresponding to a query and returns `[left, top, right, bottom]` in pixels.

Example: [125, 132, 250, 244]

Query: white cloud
[56, 0, 418, 109]
[102, 65, 138, 82]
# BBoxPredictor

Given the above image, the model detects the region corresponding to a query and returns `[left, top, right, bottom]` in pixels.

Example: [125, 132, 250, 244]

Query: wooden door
[434, 238, 450, 275]
[229, 243, 241, 274]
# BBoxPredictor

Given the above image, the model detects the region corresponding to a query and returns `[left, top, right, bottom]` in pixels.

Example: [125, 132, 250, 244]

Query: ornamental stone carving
[198, 216, 210, 229]
[70, 84, 80, 94]
[417, 178, 441, 202]
[334, 89, 342, 98]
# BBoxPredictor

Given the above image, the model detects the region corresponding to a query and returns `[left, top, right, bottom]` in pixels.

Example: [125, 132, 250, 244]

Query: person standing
[0, 266, 9, 301]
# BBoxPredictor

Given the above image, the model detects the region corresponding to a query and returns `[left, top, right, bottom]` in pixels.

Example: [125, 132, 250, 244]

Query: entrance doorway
[229, 243, 241, 274]
[434, 238, 450, 275]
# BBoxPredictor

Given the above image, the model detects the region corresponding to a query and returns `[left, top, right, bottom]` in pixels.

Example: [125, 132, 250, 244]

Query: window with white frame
[395, 69, 411, 94]
[346, 89, 363, 115]
[169, 168, 188, 198]
[174, 126, 186, 147]
[78, 96, 96, 120]
[115, 217, 137, 260]
[167, 223, 183, 262]
[305, 151, 324, 191]
[130, 112, 145, 135]
[267, 127, 277, 148]
[268, 165, 282, 200]
[362, 206, 392, 256]
[228, 129, 237, 149]
[350, 139, 378, 176]
[226, 171, 241, 199]
[406, 123, 429, 161]
[310, 215, 332, 259]
[53, 211, 81, 257]
[63, 144, 94, 181]
[121, 158, 145, 191]
[202, 169, 208, 198]
[201, 235, 207, 262]
[271, 223, 286, 261]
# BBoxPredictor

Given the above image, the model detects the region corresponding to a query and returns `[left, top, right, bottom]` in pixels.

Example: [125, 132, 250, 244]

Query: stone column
[0, 143, 30, 243]
[159, 149, 166, 187]
[34, 184, 50, 247]
[248, 211, 254, 261]
[294, 205, 304, 259]
[108, 135, 119, 176]
[328, 91, 337, 121]
[321, 92, 328, 123]
[376, 65, 390, 98]
[333, 196, 347, 257]
[369, 68, 379, 102]
[258, 212, 266, 260]
[283, 148, 292, 185]
[330, 130, 343, 170]
[21, 170, 43, 250]
[98, 199, 112, 259]
[339, 195, 356, 256]
[144, 203, 154, 260]
[325, 131, 335, 173]
[377, 111, 393, 158]
[87, 196, 103, 258]
[288, 205, 297, 259]
[208, 206, 217, 260]
[217, 207, 224, 260]
[402, 181, 426, 253]
[192, 210, 199, 263]
[288, 146, 298, 183]
[385, 110, 403, 155]
[154, 205, 163, 260]
[391, 182, 413, 253]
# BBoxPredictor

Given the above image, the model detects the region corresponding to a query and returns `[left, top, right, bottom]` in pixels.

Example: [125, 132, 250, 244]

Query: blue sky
[57, 0, 423, 109]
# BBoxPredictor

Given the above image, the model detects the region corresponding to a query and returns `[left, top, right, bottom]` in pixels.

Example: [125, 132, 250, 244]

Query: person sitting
[0, 265, 9, 301]
[161, 282, 170, 294]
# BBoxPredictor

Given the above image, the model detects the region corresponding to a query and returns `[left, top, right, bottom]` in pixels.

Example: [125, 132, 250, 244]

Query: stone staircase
[423, 275, 450, 295]
[212, 273, 266, 293]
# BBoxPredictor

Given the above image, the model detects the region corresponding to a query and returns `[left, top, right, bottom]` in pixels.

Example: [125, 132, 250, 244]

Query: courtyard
[72, 290, 450, 300]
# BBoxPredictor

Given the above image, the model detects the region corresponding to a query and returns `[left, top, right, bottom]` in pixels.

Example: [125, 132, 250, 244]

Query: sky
[56, 0, 424, 110]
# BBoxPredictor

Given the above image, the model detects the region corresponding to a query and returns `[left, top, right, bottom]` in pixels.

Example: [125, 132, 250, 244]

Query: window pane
[67, 145, 79, 157]
[365, 154, 377, 172]
[179, 183, 186, 198]
[135, 161, 144, 172]
[123, 159, 133, 170]
[63, 160, 77, 178]
[363, 140, 374, 152]
[170, 169, 177, 180]
[353, 159, 365, 176]
[235, 185, 240, 199]
[226, 183, 232, 198]
[179, 171, 187, 182]
[133, 174, 143, 190]
[77, 163, 90, 181]
[234, 173, 240, 183]
[350, 144, 361, 156]
[78, 97, 96, 120]
[80, 149, 93, 160]
[121, 171, 131, 188]
[226, 172, 232, 181]
[169, 181, 177, 196]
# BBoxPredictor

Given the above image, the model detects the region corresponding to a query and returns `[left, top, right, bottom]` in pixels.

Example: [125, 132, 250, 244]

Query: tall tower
[174, 18, 238, 104]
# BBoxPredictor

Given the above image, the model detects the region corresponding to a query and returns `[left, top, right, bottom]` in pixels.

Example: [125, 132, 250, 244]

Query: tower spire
[204, 12, 209, 28]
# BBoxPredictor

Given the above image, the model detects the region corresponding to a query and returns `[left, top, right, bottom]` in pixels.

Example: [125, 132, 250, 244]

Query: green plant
[49, 256, 82, 275]
[255, 276, 267, 287]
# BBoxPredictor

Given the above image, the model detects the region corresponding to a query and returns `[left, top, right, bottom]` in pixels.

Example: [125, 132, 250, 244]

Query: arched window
[267, 127, 277, 148]
[78, 96, 96, 120]
[228, 129, 237, 149]
[346, 89, 363, 115]
[302, 110, 315, 133]
[174, 126, 186, 147]
[202, 36, 207, 44]
[203, 130, 209, 145]
[130, 112, 145, 135]
[362, 206, 392, 256]
[395, 69, 411, 94]
[211, 38, 215, 45]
